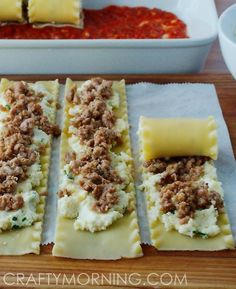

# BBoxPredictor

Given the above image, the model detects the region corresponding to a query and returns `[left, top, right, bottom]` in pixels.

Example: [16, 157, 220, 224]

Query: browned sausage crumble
[0, 81, 60, 211]
[58, 189, 72, 198]
[144, 156, 224, 224]
[65, 78, 124, 213]
[144, 156, 209, 183]
[160, 181, 224, 224]
[0, 194, 24, 211]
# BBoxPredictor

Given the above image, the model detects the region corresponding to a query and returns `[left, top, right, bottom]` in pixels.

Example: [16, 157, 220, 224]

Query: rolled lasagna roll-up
[0, 0, 23, 22]
[28, 0, 82, 26]
[139, 116, 218, 161]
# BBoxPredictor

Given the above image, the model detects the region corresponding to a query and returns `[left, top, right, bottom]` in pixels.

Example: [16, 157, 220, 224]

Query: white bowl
[219, 4, 236, 79]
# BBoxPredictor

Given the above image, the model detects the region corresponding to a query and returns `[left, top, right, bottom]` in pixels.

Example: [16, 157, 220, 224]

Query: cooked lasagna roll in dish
[0, 79, 60, 255]
[53, 78, 142, 259]
[0, 0, 23, 22]
[28, 0, 82, 26]
[139, 116, 234, 251]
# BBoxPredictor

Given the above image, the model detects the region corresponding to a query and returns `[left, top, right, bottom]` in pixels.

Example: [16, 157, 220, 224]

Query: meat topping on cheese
[59, 78, 132, 232]
[0, 81, 60, 211]
[142, 156, 224, 237]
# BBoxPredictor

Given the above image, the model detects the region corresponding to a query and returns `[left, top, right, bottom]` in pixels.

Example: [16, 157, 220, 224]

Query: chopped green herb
[22, 217, 27, 222]
[12, 225, 20, 230]
[12, 216, 18, 221]
[193, 231, 208, 238]
[5, 104, 11, 110]
[64, 170, 74, 180]
[68, 173, 74, 180]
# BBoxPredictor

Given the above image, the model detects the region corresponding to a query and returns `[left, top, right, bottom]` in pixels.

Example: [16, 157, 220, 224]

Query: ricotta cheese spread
[0, 82, 57, 233]
[0, 191, 40, 232]
[142, 160, 224, 238]
[161, 205, 220, 238]
[74, 190, 129, 232]
[58, 80, 133, 232]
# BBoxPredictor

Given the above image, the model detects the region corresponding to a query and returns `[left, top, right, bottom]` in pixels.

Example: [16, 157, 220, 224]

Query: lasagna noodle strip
[53, 79, 142, 259]
[0, 0, 23, 22]
[139, 116, 218, 161]
[0, 79, 59, 255]
[139, 117, 234, 250]
[28, 0, 82, 25]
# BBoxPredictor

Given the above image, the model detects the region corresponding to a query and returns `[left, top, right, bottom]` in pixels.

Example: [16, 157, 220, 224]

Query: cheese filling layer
[141, 159, 224, 238]
[58, 79, 133, 232]
[0, 191, 40, 232]
[0, 81, 58, 232]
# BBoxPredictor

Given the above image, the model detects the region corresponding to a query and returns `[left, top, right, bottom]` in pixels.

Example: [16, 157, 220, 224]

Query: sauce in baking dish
[0, 6, 188, 39]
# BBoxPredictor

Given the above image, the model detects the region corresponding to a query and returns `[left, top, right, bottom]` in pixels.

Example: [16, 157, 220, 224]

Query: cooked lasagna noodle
[139, 116, 234, 250]
[28, 0, 82, 26]
[0, 0, 23, 22]
[140, 117, 218, 161]
[0, 78, 60, 255]
[53, 78, 142, 259]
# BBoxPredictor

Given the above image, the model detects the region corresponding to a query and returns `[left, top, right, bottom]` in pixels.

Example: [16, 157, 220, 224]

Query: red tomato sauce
[0, 6, 188, 39]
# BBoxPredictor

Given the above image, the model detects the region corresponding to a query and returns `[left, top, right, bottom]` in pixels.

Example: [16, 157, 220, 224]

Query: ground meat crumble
[65, 78, 124, 213]
[144, 156, 224, 224]
[0, 81, 60, 211]
[144, 156, 209, 183]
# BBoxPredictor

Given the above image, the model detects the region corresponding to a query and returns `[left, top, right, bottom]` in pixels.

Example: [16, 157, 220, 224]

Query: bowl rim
[218, 3, 236, 47]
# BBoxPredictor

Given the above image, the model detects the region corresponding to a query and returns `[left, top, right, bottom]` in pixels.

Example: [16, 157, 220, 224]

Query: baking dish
[0, 0, 218, 74]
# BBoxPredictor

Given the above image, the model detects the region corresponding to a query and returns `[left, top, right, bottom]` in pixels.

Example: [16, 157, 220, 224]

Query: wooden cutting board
[0, 74, 235, 289]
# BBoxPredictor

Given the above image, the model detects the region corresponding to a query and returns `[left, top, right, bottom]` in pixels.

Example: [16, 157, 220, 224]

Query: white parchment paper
[42, 82, 236, 245]
[41, 85, 64, 244]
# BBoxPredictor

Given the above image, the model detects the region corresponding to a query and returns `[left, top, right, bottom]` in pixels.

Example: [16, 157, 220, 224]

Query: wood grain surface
[0, 73, 235, 289]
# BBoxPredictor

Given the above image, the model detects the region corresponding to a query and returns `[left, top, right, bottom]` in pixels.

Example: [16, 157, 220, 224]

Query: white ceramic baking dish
[0, 0, 218, 74]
